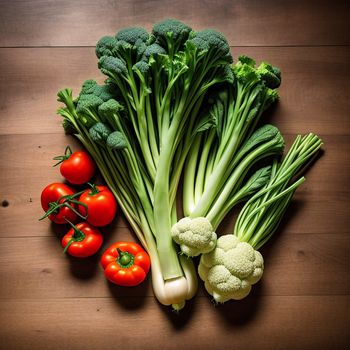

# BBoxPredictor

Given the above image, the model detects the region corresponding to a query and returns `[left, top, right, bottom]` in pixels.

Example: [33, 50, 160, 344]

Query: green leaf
[241, 166, 272, 196]
[238, 124, 284, 157]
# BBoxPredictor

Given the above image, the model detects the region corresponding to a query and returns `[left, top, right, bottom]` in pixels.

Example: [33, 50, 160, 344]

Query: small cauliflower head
[198, 234, 264, 303]
[171, 217, 217, 257]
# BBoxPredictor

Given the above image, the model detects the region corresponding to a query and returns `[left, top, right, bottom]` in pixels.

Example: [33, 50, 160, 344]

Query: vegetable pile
[52, 18, 322, 310]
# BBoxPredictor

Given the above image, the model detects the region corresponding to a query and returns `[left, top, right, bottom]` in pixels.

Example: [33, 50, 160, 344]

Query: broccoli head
[188, 29, 233, 63]
[132, 60, 150, 75]
[96, 36, 118, 58]
[107, 131, 127, 150]
[98, 99, 124, 119]
[98, 55, 128, 77]
[234, 56, 281, 89]
[152, 18, 192, 52]
[76, 94, 104, 116]
[257, 62, 281, 89]
[89, 122, 112, 144]
[116, 27, 149, 45]
[80, 79, 99, 95]
[93, 84, 116, 102]
[142, 43, 167, 61]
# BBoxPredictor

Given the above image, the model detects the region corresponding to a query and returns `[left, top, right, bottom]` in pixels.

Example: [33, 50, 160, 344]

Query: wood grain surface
[0, 1, 349, 349]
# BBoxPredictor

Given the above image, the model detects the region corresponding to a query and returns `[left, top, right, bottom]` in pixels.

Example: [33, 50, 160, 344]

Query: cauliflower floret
[198, 234, 264, 303]
[171, 217, 217, 257]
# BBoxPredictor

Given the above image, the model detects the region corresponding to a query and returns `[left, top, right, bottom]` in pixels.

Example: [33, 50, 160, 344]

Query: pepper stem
[116, 248, 135, 268]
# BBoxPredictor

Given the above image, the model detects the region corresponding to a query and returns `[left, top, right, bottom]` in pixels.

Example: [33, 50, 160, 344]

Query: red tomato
[100, 242, 151, 286]
[62, 222, 103, 258]
[78, 185, 117, 227]
[54, 146, 96, 185]
[41, 183, 80, 224]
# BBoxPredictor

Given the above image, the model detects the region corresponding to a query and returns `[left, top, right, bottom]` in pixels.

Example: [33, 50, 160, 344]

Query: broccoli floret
[89, 122, 112, 144]
[116, 27, 149, 45]
[133, 61, 150, 75]
[98, 99, 124, 119]
[98, 55, 128, 76]
[96, 28, 150, 64]
[188, 29, 233, 63]
[233, 58, 260, 84]
[152, 18, 192, 53]
[76, 94, 104, 115]
[107, 131, 127, 150]
[171, 217, 217, 257]
[238, 55, 256, 67]
[96, 36, 118, 58]
[142, 43, 166, 60]
[257, 62, 281, 89]
[234, 56, 281, 89]
[80, 79, 98, 95]
[93, 84, 116, 102]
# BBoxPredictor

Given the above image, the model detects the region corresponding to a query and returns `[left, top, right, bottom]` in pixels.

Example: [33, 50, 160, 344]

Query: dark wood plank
[1, 46, 349, 136]
[0, 232, 349, 299]
[0, 296, 349, 350]
[0, 0, 349, 47]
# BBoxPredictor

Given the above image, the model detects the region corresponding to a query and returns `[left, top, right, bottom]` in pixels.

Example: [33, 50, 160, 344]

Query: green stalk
[183, 135, 201, 216]
[234, 133, 323, 248]
[153, 124, 183, 279]
[205, 138, 282, 228]
[193, 129, 217, 207]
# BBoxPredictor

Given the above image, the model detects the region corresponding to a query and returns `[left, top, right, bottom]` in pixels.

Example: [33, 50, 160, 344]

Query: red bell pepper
[100, 241, 150, 286]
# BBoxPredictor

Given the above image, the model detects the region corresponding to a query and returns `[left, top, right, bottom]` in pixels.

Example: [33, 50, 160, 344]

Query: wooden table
[1, 1, 349, 349]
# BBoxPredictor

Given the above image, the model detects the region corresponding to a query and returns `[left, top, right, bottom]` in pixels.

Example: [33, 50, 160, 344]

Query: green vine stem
[53, 145, 73, 167]
[63, 218, 86, 254]
[39, 190, 88, 221]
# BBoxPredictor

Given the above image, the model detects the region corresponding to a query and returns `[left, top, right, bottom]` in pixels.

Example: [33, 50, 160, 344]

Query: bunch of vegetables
[55, 19, 322, 309]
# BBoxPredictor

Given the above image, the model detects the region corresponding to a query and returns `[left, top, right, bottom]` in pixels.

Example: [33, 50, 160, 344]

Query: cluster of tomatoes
[40, 146, 150, 287]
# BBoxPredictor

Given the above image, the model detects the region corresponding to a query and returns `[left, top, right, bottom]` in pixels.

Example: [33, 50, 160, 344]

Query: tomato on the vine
[40, 183, 81, 224]
[78, 184, 117, 227]
[53, 146, 96, 185]
[62, 221, 103, 258]
[100, 241, 151, 286]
